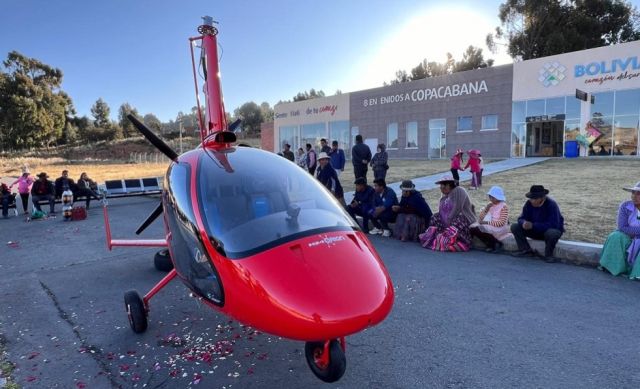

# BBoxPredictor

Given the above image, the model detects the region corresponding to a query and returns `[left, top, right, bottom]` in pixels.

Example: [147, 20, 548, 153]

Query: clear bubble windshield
[197, 147, 357, 258]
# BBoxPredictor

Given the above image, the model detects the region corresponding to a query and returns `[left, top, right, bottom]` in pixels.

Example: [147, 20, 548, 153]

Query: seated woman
[470, 186, 511, 252]
[392, 180, 432, 242]
[599, 181, 640, 280]
[419, 175, 476, 252]
[76, 172, 102, 209]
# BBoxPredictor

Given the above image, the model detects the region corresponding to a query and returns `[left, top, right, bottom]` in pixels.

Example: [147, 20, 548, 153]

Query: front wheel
[304, 340, 346, 383]
[124, 290, 147, 333]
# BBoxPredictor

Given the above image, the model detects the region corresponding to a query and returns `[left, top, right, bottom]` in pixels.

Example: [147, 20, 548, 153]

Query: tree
[143, 113, 162, 133]
[487, 0, 640, 60]
[260, 101, 274, 122]
[118, 102, 141, 137]
[386, 53, 458, 84]
[233, 101, 263, 135]
[0, 51, 71, 149]
[455, 46, 495, 72]
[91, 98, 111, 128]
[292, 89, 326, 102]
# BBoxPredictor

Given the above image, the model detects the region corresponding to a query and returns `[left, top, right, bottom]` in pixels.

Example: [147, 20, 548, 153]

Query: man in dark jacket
[320, 138, 331, 154]
[31, 172, 56, 214]
[282, 143, 295, 162]
[329, 140, 346, 176]
[511, 184, 565, 262]
[347, 177, 375, 233]
[54, 170, 77, 200]
[370, 179, 398, 237]
[351, 134, 371, 181]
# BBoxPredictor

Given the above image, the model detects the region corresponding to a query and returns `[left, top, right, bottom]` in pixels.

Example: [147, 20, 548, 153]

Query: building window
[329, 120, 350, 158]
[300, 122, 326, 152]
[387, 122, 399, 149]
[406, 121, 418, 148]
[457, 116, 472, 132]
[481, 115, 498, 131]
[278, 126, 298, 152]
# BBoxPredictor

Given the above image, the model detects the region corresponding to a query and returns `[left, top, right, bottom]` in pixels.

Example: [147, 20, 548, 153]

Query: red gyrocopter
[102, 16, 394, 382]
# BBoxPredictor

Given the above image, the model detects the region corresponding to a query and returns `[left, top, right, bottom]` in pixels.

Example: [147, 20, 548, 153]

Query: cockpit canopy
[197, 147, 357, 258]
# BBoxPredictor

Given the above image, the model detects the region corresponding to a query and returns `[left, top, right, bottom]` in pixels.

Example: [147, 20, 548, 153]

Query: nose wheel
[124, 290, 148, 333]
[304, 338, 346, 382]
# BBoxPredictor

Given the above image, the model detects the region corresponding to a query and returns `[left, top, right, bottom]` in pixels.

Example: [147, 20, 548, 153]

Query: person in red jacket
[463, 150, 482, 190]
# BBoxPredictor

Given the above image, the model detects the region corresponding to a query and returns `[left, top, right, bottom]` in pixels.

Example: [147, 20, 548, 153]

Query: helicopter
[102, 16, 394, 383]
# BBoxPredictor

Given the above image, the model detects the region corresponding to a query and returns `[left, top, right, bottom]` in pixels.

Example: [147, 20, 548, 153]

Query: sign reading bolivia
[363, 80, 488, 107]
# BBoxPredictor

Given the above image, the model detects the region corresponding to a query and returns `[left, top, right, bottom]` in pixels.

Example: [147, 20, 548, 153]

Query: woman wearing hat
[599, 181, 640, 280]
[470, 186, 510, 252]
[315, 152, 345, 205]
[419, 175, 476, 252]
[391, 180, 433, 242]
[9, 166, 34, 214]
[450, 148, 464, 184]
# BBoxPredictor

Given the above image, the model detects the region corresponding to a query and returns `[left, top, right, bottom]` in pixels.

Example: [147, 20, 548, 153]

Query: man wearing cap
[282, 143, 295, 162]
[328, 140, 345, 177]
[320, 138, 331, 154]
[31, 172, 56, 214]
[316, 152, 344, 205]
[599, 181, 640, 279]
[511, 185, 565, 262]
[347, 177, 375, 233]
[351, 134, 371, 181]
[369, 179, 398, 237]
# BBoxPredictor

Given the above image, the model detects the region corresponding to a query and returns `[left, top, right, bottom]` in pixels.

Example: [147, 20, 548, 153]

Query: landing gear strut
[304, 338, 346, 382]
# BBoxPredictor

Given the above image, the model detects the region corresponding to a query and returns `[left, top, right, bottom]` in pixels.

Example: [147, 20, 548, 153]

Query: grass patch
[0, 334, 18, 389]
[421, 158, 640, 244]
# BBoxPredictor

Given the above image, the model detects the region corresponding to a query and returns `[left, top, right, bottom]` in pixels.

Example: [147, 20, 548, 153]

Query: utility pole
[178, 119, 183, 154]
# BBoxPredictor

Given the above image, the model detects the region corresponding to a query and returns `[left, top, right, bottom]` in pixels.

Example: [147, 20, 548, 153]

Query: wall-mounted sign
[526, 114, 566, 123]
[362, 80, 489, 108]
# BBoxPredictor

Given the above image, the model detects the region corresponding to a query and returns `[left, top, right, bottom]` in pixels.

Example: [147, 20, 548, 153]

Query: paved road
[0, 196, 639, 388]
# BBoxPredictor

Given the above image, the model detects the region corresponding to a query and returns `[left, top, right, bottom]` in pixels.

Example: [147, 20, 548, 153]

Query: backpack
[71, 206, 87, 221]
[31, 210, 46, 220]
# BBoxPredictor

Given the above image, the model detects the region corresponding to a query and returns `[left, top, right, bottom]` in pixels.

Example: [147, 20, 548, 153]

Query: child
[450, 148, 464, 184]
[477, 153, 484, 187]
[464, 150, 481, 190]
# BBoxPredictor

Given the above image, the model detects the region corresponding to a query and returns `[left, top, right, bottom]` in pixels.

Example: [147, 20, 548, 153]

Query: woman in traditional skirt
[599, 181, 640, 280]
[419, 176, 476, 252]
[392, 180, 433, 242]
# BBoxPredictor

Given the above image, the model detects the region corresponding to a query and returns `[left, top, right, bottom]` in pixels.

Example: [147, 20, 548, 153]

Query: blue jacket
[352, 185, 375, 207]
[352, 142, 372, 167]
[329, 148, 346, 170]
[398, 191, 433, 222]
[517, 197, 565, 233]
[373, 187, 398, 219]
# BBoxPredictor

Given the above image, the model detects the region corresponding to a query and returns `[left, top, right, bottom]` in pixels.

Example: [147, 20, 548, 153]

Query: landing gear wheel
[124, 290, 148, 333]
[154, 249, 173, 272]
[304, 340, 346, 382]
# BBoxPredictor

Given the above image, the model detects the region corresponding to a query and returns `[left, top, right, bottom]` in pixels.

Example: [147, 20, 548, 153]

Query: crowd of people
[282, 139, 640, 281]
[0, 166, 101, 218]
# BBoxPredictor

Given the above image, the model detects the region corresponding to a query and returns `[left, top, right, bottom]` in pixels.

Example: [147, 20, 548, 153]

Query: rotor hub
[198, 24, 218, 36]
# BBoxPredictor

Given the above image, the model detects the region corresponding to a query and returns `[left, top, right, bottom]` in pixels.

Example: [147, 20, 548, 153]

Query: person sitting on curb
[31, 172, 56, 215]
[347, 177, 375, 233]
[392, 180, 433, 242]
[470, 186, 511, 252]
[369, 178, 398, 237]
[599, 181, 640, 280]
[315, 152, 345, 206]
[510, 185, 564, 263]
[419, 175, 476, 252]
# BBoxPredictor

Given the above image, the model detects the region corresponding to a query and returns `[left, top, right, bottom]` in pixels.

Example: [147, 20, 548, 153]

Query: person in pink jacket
[463, 150, 481, 190]
[10, 166, 35, 214]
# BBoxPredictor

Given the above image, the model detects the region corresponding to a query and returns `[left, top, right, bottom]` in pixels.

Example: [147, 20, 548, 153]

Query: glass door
[428, 119, 446, 159]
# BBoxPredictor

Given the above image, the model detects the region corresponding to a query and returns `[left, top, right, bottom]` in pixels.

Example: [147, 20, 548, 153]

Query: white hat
[487, 186, 506, 201]
[623, 181, 640, 192]
[22, 165, 30, 174]
[318, 152, 330, 160]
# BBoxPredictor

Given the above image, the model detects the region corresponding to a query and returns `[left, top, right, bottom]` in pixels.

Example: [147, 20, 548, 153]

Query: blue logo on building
[575, 56, 640, 77]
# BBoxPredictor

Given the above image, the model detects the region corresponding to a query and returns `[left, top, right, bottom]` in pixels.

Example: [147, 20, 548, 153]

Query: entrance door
[525, 120, 564, 157]
[428, 119, 446, 159]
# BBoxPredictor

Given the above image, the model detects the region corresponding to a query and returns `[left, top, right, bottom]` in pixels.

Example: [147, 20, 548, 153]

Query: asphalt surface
[0, 196, 639, 388]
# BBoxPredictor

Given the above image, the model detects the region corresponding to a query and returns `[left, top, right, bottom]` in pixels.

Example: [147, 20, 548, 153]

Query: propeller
[135, 202, 164, 235]
[228, 118, 242, 133]
[127, 114, 179, 160]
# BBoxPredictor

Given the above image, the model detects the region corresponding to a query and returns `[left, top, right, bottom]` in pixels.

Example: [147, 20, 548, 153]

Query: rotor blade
[135, 202, 164, 235]
[228, 118, 242, 132]
[127, 114, 179, 160]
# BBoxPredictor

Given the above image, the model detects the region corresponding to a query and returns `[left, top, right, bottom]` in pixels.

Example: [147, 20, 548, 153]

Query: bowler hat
[37, 172, 48, 179]
[435, 175, 456, 185]
[399, 180, 415, 191]
[525, 185, 549, 199]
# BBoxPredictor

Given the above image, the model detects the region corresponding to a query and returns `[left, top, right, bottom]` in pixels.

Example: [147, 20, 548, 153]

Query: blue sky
[4, 0, 634, 122]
